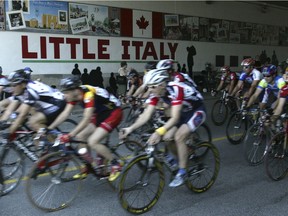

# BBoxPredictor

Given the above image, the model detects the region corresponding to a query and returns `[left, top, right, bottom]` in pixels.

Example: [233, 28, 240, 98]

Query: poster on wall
[7, 10, 26, 30]
[198, 17, 209, 42]
[0, 0, 5, 30]
[163, 14, 182, 40]
[69, 3, 120, 36]
[279, 27, 288, 46]
[178, 15, 199, 41]
[5, 0, 68, 33]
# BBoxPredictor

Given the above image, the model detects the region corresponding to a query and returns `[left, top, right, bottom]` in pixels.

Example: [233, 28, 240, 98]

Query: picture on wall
[69, 2, 119, 36]
[178, 15, 199, 41]
[7, 0, 29, 14]
[164, 14, 179, 27]
[7, 10, 26, 30]
[70, 16, 89, 34]
[0, 0, 5, 30]
[5, 0, 68, 33]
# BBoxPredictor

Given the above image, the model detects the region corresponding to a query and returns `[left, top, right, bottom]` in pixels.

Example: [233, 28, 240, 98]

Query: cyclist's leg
[169, 107, 206, 187]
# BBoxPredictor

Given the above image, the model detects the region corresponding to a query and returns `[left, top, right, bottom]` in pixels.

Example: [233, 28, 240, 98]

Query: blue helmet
[262, 65, 277, 77]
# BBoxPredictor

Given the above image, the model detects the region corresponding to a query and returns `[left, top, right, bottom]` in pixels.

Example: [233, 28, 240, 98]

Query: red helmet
[220, 65, 230, 72]
[241, 58, 255, 67]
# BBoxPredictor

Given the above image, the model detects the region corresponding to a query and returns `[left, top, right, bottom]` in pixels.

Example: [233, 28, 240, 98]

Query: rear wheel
[26, 151, 84, 211]
[118, 154, 165, 214]
[186, 142, 220, 193]
[264, 132, 288, 181]
[0, 145, 24, 196]
[211, 100, 228, 126]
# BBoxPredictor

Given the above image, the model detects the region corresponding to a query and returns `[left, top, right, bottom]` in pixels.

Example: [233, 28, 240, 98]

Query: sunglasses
[148, 85, 158, 89]
[243, 66, 251, 69]
[264, 75, 272, 78]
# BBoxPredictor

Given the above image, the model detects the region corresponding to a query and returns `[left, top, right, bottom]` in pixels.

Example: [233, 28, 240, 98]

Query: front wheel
[186, 142, 220, 193]
[211, 100, 228, 126]
[226, 111, 248, 145]
[26, 151, 84, 212]
[264, 132, 288, 181]
[118, 154, 165, 214]
[0, 145, 24, 196]
[243, 124, 269, 166]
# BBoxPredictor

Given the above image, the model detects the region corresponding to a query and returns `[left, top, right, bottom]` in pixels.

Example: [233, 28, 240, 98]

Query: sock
[178, 168, 186, 175]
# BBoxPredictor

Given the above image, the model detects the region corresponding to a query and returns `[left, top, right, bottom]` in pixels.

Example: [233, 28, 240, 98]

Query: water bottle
[7, 112, 18, 124]
[78, 148, 94, 164]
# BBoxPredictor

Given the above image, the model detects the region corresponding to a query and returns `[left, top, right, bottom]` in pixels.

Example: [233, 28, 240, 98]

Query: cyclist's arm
[69, 107, 94, 137]
[9, 103, 31, 134]
[247, 88, 262, 108]
[161, 103, 182, 131]
[231, 80, 243, 96]
[245, 80, 260, 99]
[216, 80, 224, 92]
[273, 97, 285, 116]
[128, 104, 156, 131]
[0, 98, 12, 113]
[133, 84, 146, 97]
[228, 79, 237, 95]
[126, 84, 137, 96]
[48, 103, 74, 130]
[0, 100, 20, 121]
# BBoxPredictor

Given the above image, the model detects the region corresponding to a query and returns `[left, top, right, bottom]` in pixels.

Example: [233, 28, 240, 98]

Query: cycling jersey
[69, 85, 121, 113]
[220, 71, 237, 83]
[257, 76, 286, 97]
[239, 68, 262, 86]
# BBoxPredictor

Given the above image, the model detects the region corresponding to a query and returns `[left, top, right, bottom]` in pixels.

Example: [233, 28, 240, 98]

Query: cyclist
[132, 61, 157, 98]
[48, 76, 123, 181]
[230, 58, 263, 107]
[120, 68, 206, 187]
[212, 65, 237, 96]
[126, 69, 142, 97]
[1, 69, 66, 136]
[246, 65, 285, 110]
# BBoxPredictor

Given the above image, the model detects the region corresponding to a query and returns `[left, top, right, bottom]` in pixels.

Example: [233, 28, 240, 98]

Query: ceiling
[258, 1, 288, 9]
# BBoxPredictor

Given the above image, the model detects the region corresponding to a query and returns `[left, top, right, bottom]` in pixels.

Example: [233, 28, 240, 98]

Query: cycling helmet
[127, 69, 139, 79]
[220, 65, 230, 72]
[156, 59, 174, 70]
[8, 70, 28, 84]
[23, 67, 33, 79]
[262, 65, 277, 77]
[241, 58, 255, 67]
[60, 76, 82, 91]
[143, 68, 169, 86]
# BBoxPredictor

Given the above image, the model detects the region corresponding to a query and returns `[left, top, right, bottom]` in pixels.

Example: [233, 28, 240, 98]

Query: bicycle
[211, 90, 237, 126]
[118, 137, 220, 214]
[243, 109, 279, 166]
[264, 113, 288, 181]
[0, 118, 77, 196]
[25, 133, 144, 212]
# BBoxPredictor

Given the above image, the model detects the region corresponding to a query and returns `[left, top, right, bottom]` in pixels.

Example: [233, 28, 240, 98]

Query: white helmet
[143, 68, 169, 86]
[156, 59, 174, 70]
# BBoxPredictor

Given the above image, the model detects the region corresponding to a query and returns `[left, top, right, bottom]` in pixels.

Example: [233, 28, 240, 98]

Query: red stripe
[121, 9, 133, 37]
[152, 12, 163, 39]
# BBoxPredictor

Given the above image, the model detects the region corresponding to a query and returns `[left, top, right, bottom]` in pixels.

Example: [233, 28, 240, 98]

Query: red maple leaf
[136, 15, 149, 35]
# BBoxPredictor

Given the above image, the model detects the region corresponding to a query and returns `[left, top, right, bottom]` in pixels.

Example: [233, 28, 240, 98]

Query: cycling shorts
[93, 108, 123, 132]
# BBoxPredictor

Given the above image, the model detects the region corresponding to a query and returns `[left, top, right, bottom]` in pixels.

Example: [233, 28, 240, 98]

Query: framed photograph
[70, 16, 89, 34]
[7, 10, 26, 30]
[7, 0, 30, 14]
[165, 14, 179, 27]
[58, 10, 67, 25]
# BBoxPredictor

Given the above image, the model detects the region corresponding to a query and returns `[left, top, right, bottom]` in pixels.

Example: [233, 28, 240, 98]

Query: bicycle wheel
[0, 145, 24, 196]
[56, 119, 78, 133]
[264, 132, 288, 181]
[226, 111, 248, 145]
[211, 100, 228, 126]
[26, 151, 84, 211]
[118, 154, 165, 214]
[186, 141, 220, 193]
[243, 124, 269, 166]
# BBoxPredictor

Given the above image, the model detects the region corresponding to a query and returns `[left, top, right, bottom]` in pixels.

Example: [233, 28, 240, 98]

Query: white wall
[1, 1, 288, 87]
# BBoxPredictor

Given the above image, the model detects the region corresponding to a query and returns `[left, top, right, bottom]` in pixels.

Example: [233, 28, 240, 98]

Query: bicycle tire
[26, 151, 84, 211]
[226, 111, 248, 145]
[118, 154, 165, 214]
[243, 123, 269, 166]
[264, 132, 288, 181]
[0, 145, 24, 196]
[185, 141, 220, 193]
[211, 100, 228, 126]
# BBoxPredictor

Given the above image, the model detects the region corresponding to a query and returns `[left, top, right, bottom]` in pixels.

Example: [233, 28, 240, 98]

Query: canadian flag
[121, 9, 162, 39]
